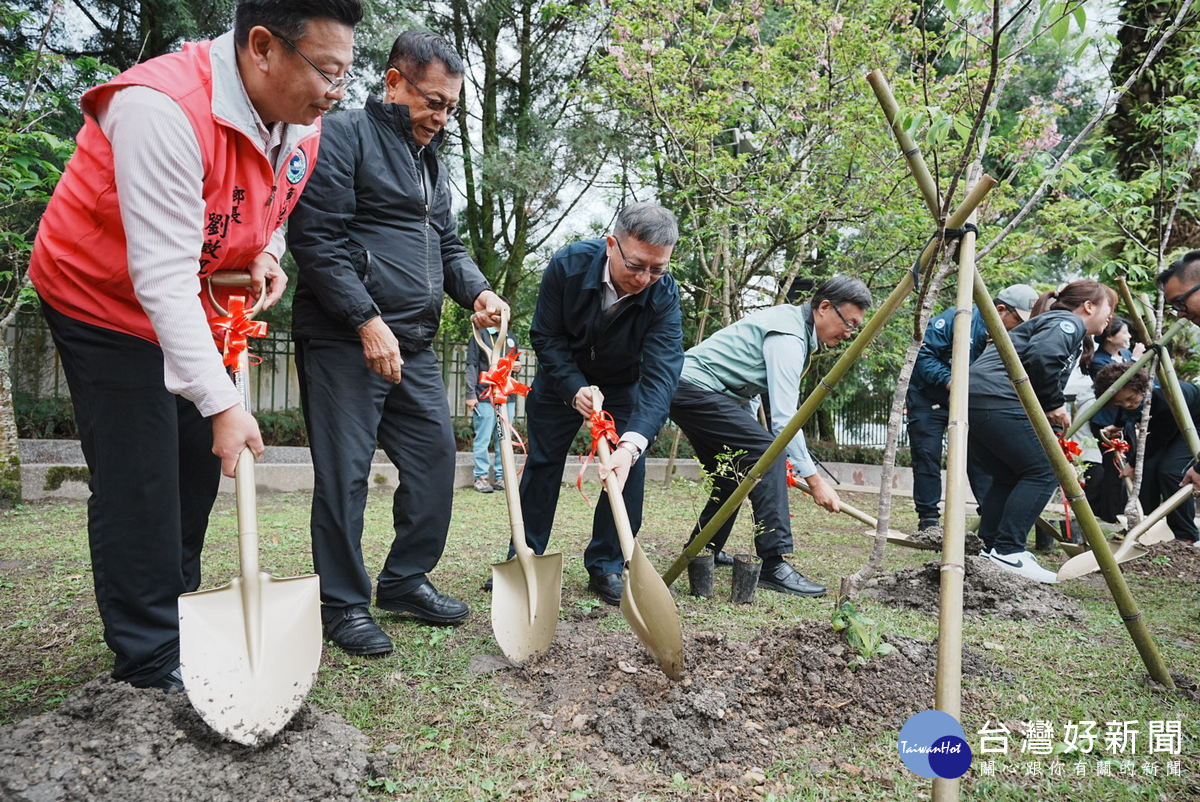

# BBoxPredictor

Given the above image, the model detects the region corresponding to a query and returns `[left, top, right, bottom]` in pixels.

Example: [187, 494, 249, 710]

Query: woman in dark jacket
[967, 280, 1117, 583]
[1081, 317, 1144, 520]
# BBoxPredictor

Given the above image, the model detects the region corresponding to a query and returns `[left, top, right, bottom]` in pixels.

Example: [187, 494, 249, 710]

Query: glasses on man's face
[393, 66, 459, 115]
[1167, 282, 1200, 315]
[612, 236, 669, 278]
[273, 32, 356, 95]
[831, 303, 861, 334]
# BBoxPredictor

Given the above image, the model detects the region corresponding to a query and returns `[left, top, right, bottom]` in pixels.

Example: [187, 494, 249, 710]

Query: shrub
[14, 393, 78, 439]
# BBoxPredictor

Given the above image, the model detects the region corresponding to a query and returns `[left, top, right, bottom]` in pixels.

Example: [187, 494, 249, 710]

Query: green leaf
[1072, 3, 1086, 30]
[1050, 15, 1070, 44]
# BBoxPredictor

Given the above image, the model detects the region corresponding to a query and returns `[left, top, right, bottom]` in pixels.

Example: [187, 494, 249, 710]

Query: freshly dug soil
[505, 618, 1005, 790]
[862, 555, 1085, 620]
[0, 679, 376, 802]
[905, 525, 986, 555]
[1121, 538, 1200, 580]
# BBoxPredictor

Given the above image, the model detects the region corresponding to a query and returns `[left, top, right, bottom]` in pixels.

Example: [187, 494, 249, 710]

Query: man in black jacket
[514, 202, 684, 605]
[288, 30, 505, 656]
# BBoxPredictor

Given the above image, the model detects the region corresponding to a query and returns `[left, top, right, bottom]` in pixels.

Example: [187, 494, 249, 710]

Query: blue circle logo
[898, 710, 973, 779]
[286, 150, 308, 184]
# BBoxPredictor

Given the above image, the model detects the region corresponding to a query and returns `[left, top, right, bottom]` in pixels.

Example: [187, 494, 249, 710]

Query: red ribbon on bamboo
[478, 348, 530, 405]
[1057, 434, 1084, 541]
[577, 409, 619, 502]
[210, 295, 267, 372]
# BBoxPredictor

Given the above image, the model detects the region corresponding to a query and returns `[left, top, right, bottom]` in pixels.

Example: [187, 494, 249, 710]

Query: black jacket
[969, 310, 1085, 410]
[529, 238, 683, 441]
[466, 330, 520, 400]
[288, 99, 489, 351]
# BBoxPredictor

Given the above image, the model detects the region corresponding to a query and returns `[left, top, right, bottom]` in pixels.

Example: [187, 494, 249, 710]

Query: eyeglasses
[1167, 282, 1200, 315]
[273, 32, 356, 95]
[831, 303, 862, 334]
[613, 236, 669, 278]
[392, 66, 459, 115]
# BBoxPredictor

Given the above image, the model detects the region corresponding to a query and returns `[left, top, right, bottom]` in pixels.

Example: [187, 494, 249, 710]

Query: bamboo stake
[660, 183, 996, 587]
[1064, 319, 1190, 437]
[970, 269, 1175, 688]
[1116, 277, 1200, 456]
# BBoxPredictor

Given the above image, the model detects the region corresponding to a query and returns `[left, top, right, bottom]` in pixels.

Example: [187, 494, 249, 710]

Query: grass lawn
[1, 476, 1198, 800]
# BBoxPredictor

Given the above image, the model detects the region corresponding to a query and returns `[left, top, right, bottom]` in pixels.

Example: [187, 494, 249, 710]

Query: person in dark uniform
[1158, 250, 1200, 501]
[465, 326, 521, 493]
[906, 284, 1038, 531]
[1092, 364, 1200, 544]
[669, 276, 873, 597]
[288, 31, 506, 656]
[1079, 317, 1143, 522]
[967, 280, 1115, 583]
[512, 202, 683, 605]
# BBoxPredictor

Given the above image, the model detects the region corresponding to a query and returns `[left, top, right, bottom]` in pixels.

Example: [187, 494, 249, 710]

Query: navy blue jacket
[529, 238, 683, 441]
[969, 310, 1085, 410]
[907, 306, 989, 410]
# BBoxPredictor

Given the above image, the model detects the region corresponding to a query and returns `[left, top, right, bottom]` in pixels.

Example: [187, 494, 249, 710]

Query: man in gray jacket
[289, 30, 505, 656]
[669, 276, 873, 597]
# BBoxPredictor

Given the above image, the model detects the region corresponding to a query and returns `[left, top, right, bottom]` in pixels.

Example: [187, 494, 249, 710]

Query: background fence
[7, 312, 907, 450]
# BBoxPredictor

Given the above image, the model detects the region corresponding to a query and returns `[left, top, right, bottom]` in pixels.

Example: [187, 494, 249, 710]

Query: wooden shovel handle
[207, 270, 266, 318]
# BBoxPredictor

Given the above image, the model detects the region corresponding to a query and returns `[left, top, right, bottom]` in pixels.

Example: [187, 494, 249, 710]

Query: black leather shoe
[143, 666, 185, 692]
[482, 576, 494, 592]
[918, 517, 940, 531]
[587, 572, 624, 606]
[710, 549, 735, 567]
[758, 559, 826, 597]
[377, 581, 470, 625]
[323, 606, 394, 656]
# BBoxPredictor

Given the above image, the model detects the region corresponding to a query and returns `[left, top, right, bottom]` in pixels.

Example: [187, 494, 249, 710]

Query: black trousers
[967, 406, 1057, 555]
[296, 339, 456, 614]
[906, 404, 948, 520]
[1140, 435, 1198, 542]
[516, 381, 645, 576]
[41, 301, 220, 686]
[669, 381, 792, 558]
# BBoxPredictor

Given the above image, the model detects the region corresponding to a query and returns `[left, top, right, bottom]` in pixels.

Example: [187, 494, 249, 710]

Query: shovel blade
[859, 528, 938, 551]
[179, 572, 321, 747]
[490, 551, 563, 664]
[1137, 519, 1175, 547]
[1056, 543, 1149, 582]
[620, 543, 684, 680]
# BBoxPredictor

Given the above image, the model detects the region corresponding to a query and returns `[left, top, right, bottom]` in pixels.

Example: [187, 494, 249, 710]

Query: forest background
[0, 0, 1197, 505]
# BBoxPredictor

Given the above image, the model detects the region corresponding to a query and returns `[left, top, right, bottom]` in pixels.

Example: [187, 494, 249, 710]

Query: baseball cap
[995, 284, 1039, 321]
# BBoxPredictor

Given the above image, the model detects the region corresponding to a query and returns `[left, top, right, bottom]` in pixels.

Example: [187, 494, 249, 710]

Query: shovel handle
[592, 392, 637, 563]
[207, 270, 266, 318]
[472, 307, 510, 369]
[795, 478, 875, 528]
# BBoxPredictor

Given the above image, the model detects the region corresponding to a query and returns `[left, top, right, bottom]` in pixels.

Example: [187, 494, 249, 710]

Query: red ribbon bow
[576, 409, 619, 502]
[1102, 436, 1131, 465]
[786, 459, 801, 488]
[1058, 436, 1082, 461]
[210, 295, 267, 372]
[478, 348, 530, 405]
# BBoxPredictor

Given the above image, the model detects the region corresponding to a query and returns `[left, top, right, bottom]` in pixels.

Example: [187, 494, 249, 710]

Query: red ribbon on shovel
[577, 409, 619, 503]
[210, 295, 267, 372]
[478, 347, 531, 461]
[1058, 434, 1084, 541]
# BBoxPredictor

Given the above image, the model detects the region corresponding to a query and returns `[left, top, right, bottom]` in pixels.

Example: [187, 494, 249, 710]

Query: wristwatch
[618, 441, 643, 461]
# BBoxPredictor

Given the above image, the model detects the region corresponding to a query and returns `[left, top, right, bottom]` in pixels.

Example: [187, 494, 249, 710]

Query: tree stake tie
[210, 295, 267, 372]
[577, 408, 618, 504]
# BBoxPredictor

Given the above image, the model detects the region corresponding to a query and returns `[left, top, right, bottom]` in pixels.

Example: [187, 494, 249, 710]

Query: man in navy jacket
[513, 202, 684, 604]
[906, 284, 1038, 530]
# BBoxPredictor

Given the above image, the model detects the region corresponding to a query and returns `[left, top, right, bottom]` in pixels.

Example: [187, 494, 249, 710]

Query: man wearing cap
[906, 284, 1039, 531]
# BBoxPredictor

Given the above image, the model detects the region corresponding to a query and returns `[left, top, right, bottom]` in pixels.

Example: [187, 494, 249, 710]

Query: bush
[14, 393, 78, 439]
[806, 440, 912, 468]
[254, 408, 309, 447]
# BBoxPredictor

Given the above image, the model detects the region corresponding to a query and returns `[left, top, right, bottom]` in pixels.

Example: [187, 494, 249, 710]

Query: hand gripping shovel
[791, 477, 934, 551]
[593, 394, 684, 680]
[178, 272, 322, 746]
[479, 315, 563, 664]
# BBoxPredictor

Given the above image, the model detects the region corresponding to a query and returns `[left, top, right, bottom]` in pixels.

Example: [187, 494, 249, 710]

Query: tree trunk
[0, 340, 21, 508]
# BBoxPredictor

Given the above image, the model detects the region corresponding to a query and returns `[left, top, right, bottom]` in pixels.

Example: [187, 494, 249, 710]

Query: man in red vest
[28, 0, 363, 691]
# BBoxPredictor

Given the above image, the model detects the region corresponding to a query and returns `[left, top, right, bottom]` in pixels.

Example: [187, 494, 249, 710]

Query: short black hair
[1092, 361, 1150, 400]
[234, 0, 364, 46]
[386, 30, 465, 77]
[813, 275, 873, 310]
[1157, 249, 1200, 288]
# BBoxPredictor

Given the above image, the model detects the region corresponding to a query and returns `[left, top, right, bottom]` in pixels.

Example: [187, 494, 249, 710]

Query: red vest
[29, 40, 320, 342]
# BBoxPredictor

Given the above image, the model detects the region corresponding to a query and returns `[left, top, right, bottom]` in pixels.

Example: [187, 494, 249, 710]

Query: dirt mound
[862, 555, 1085, 620]
[1121, 539, 1200, 580]
[906, 525, 986, 554]
[0, 678, 376, 802]
[505, 619, 1004, 787]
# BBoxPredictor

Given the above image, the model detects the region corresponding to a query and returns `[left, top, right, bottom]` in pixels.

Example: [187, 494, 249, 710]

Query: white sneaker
[987, 549, 1057, 584]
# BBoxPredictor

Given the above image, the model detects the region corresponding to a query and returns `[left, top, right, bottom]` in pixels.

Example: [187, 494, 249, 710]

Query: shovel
[593, 394, 684, 680]
[792, 478, 934, 551]
[178, 272, 322, 747]
[478, 316, 563, 664]
[1056, 485, 1193, 581]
